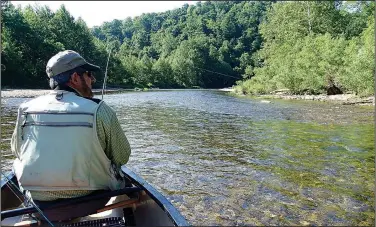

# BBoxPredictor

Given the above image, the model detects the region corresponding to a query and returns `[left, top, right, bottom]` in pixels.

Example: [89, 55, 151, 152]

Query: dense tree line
[235, 1, 374, 97]
[1, 1, 374, 95]
[1, 1, 109, 88]
[1, 1, 271, 89]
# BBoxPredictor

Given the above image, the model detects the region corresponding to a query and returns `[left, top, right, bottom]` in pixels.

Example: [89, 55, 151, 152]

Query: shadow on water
[1, 90, 374, 225]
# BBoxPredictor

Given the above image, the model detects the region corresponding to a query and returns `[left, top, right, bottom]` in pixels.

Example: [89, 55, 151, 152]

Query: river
[1, 90, 374, 225]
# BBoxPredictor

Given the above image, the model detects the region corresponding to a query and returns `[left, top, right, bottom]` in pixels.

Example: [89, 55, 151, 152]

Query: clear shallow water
[1, 90, 374, 225]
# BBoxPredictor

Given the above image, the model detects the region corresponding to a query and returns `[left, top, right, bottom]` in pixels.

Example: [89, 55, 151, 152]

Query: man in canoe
[10, 50, 132, 220]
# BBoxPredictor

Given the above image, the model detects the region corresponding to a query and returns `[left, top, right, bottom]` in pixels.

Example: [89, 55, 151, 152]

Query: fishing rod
[191, 65, 242, 79]
[1, 172, 55, 226]
[102, 47, 112, 100]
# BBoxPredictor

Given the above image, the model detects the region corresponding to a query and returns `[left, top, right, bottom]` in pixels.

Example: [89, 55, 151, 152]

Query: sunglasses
[85, 71, 93, 77]
[85, 71, 96, 83]
[75, 70, 96, 82]
[82, 71, 95, 79]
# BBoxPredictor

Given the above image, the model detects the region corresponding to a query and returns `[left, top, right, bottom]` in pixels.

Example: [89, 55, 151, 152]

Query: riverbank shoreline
[0, 88, 127, 98]
[257, 93, 375, 106]
[2, 88, 375, 106]
[218, 88, 375, 106]
[1, 88, 220, 98]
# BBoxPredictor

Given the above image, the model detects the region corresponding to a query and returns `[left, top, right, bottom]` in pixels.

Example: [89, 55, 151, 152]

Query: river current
[1, 90, 374, 225]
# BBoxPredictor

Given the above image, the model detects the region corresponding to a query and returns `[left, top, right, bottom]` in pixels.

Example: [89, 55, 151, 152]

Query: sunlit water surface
[1, 90, 374, 225]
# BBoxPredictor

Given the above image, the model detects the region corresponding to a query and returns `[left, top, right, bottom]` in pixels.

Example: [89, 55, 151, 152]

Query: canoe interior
[1, 167, 189, 226]
[1, 173, 24, 211]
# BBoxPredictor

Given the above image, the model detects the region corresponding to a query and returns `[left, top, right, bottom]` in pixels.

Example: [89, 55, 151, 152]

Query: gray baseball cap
[46, 50, 100, 78]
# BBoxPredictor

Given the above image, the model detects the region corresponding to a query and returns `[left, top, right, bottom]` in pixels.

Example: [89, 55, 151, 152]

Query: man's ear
[69, 72, 80, 85]
[66, 72, 78, 87]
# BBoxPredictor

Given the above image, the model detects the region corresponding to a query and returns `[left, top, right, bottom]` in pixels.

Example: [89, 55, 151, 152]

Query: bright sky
[11, 1, 199, 28]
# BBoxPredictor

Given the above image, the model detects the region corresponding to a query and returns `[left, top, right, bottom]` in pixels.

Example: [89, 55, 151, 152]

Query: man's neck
[54, 84, 80, 96]
[54, 84, 101, 103]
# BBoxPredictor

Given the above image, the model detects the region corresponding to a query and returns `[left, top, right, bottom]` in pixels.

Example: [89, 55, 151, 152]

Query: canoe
[1, 166, 189, 227]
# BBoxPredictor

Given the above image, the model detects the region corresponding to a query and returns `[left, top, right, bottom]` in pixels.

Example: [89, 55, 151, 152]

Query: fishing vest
[13, 90, 121, 191]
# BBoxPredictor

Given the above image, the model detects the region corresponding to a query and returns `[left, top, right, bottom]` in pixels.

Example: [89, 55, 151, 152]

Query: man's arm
[96, 102, 131, 167]
[11, 107, 24, 159]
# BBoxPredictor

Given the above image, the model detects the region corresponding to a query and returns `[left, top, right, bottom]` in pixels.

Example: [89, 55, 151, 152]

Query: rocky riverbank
[218, 88, 375, 106]
[2, 89, 375, 106]
[259, 93, 375, 106]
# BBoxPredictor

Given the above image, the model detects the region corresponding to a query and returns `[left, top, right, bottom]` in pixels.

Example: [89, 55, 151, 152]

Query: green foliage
[2, 1, 270, 89]
[2, 1, 374, 95]
[90, 1, 271, 89]
[340, 16, 375, 97]
[1, 3, 109, 88]
[152, 58, 175, 88]
[236, 1, 374, 96]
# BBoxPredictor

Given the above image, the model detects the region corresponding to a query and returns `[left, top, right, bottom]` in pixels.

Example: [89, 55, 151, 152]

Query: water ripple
[1, 90, 374, 225]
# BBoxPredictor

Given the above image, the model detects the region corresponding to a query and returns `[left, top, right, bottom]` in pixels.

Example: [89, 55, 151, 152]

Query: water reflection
[1, 90, 374, 225]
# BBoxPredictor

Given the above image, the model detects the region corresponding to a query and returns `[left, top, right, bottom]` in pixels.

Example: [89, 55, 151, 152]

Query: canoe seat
[1, 186, 142, 222]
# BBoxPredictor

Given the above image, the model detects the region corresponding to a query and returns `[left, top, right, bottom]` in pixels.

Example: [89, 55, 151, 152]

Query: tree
[340, 16, 375, 96]
[238, 1, 373, 95]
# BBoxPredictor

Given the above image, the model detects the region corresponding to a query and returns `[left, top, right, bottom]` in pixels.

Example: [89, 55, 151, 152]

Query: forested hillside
[1, 1, 109, 88]
[1, 1, 374, 95]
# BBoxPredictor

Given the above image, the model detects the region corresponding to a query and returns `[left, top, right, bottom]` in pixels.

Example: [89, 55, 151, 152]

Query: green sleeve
[96, 102, 131, 167]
